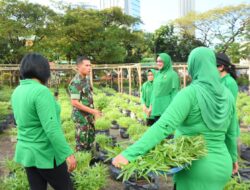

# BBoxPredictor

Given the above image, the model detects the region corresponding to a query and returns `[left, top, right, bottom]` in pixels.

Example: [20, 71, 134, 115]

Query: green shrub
[0, 102, 12, 120]
[240, 132, 250, 146]
[0, 86, 13, 102]
[1, 159, 29, 190]
[1, 169, 29, 190]
[73, 163, 108, 190]
[74, 152, 92, 172]
[65, 130, 75, 144]
[224, 177, 250, 190]
[94, 94, 110, 111]
[103, 110, 123, 121]
[117, 117, 137, 129]
[127, 124, 147, 141]
[95, 118, 111, 130]
[62, 120, 75, 133]
[95, 134, 112, 149]
[102, 87, 116, 94]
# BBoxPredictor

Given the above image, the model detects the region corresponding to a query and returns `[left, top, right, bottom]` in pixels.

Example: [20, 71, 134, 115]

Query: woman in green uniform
[141, 69, 156, 126]
[11, 53, 76, 190]
[216, 52, 238, 100]
[149, 53, 180, 123]
[113, 47, 238, 190]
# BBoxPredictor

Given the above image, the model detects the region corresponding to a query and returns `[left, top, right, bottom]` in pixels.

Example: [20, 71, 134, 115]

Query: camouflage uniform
[68, 73, 95, 151]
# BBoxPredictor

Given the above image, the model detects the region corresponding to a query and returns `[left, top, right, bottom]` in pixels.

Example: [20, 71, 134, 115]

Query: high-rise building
[80, 0, 141, 29]
[79, 0, 140, 19]
[178, 0, 195, 17]
[127, 0, 140, 18]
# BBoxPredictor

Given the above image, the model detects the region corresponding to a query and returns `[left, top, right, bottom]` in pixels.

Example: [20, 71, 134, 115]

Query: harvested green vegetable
[109, 136, 207, 182]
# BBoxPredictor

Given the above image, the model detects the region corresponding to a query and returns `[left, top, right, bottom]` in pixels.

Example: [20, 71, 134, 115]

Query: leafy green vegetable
[240, 132, 250, 146]
[115, 136, 207, 182]
[73, 163, 109, 190]
[95, 134, 112, 149]
[95, 118, 111, 130]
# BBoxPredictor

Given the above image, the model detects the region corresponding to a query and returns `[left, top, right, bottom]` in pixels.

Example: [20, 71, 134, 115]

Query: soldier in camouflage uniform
[68, 56, 101, 151]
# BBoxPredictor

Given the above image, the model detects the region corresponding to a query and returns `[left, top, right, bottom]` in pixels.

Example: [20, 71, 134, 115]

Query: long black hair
[216, 53, 237, 80]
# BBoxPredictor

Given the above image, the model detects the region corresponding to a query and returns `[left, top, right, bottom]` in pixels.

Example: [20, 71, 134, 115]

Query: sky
[29, 0, 250, 32]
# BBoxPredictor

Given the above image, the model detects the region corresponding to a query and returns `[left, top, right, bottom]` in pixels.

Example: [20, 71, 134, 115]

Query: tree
[175, 4, 250, 53]
[0, 0, 59, 64]
[60, 7, 141, 64]
[153, 24, 204, 62]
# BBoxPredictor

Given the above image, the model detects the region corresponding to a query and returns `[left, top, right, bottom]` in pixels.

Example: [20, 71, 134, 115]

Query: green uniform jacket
[141, 81, 154, 119]
[221, 74, 238, 101]
[221, 74, 240, 136]
[151, 53, 180, 117]
[122, 86, 238, 190]
[11, 79, 73, 169]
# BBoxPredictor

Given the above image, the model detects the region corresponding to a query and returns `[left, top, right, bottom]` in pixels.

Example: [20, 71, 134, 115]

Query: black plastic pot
[124, 174, 159, 190]
[240, 144, 250, 161]
[122, 110, 131, 117]
[6, 114, 15, 125]
[0, 120, 8, 131]
[109, 165, 123, 181]
[120, 127, 129, 139]
[95, 129, 110, 136]
[109, 135, 117, 147]
[95, 149, 110, 164]
[239, 168, 250, 182]
[111, 120, 117, 125]
[111, 121, 120, 129]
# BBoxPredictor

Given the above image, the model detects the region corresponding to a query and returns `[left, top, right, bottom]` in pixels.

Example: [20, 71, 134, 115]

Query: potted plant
[72, 163, 108, 190]
[136, 112, 145, 125]
[1, 159, 29, 190]
[117, 117, 138, 139]
[127, 124, 148, 141]
[94, 94, 110, 111]
[95, 118, 111, 136]
[103, 110, 122, 129]
[95, 134, 115, 163]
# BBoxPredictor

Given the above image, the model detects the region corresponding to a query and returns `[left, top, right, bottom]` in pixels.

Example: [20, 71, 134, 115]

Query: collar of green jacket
[159, 53, 173, 73]
[20, 79, 41, 85]
[188, 47, 234, 130]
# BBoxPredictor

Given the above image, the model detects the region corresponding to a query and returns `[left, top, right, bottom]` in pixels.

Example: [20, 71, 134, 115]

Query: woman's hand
[66, 155, 77, 173]
[112, 154, 129, 168]
[147, 106, 152, 117]
[232, 162, 239, 175]
[142, 105, 147, 114]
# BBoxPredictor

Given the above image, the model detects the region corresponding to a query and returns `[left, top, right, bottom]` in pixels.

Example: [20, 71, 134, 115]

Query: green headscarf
[150, 53, 180, 116]
[159, 53, 172, 73]
[141, 69, 156, 119]
[141, 69, 155, 108]
[188, 47, 234, 130]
